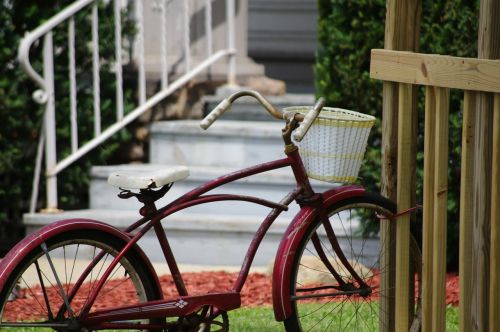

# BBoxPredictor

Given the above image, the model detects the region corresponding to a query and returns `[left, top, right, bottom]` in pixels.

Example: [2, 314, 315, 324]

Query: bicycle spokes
[286, 197, 421, 331]
[0, 233, 159, 329]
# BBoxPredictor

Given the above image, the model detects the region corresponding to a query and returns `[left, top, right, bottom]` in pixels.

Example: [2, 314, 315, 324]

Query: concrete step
[203, 93, 315, 121]
[149, 120, 285, 167]
[23, 208, 375, 267]
[90, 164, 331, 215]
[23, 209, 290, 267]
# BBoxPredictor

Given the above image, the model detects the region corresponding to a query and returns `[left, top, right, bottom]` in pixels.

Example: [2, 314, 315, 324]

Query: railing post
[226, 0, 236, 86]
[92, 2, 101, 137]
[205, 0, 213, 58]
[114, 0, 124, 121]
[68, 17, 78, 153]
[183, 0, 191, 73]
[135, 0, 145, 105]
[160, 0, 169, 90]
[42, 32, 59, 212]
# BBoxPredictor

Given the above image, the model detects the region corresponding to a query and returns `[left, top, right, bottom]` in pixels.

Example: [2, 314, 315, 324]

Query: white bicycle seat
[107, 166, 190, 189]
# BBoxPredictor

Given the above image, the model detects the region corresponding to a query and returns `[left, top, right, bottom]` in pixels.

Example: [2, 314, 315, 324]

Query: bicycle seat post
[138, 191, 158, 217]
[118, 184, 172, 217]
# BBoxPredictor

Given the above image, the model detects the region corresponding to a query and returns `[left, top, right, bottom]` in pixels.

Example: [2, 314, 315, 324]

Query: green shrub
[0, 1, 135, 252]
[316, 0, 479, 270]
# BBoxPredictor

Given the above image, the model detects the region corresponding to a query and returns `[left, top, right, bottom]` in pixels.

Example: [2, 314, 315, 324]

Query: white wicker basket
[287, 106, 376, 184]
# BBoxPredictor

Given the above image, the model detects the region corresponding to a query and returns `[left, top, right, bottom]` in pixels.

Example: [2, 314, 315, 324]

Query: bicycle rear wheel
[284, 192, 421, 332]
[0, 229, 161, 331]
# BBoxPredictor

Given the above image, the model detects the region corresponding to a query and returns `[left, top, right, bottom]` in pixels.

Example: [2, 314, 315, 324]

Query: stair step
[23, 208, 373, 267]
[23, 209, 289, 235]
[203, 93, 315, 121]
[149, 120, 285, 167]
[23, 209, 289, 266]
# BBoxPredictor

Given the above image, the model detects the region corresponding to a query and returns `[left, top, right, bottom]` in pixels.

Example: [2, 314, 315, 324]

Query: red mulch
[3, 271, 460, 321]
[159, 271, 274, 307]
[445, 272, 459, 306]
[159, 271, 459, 307]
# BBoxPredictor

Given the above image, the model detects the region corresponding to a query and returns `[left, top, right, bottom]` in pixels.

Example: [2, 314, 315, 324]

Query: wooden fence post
[381, 1, 421, 330]
[472, 1, 499, 330]
[382, 1, 421, 198]
[490, 93, 500, 332]
[422, 86, 451, 332]
[422, 87, 436, 332]
[431, 87, 450, 331]
[395, 82, 417, 331]
[459, 91, 476, 332]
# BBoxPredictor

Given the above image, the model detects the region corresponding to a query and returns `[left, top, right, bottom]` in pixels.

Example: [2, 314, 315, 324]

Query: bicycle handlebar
[200, 90, 283, 130]
[292, 97, 326, 142]
[200, 89, 325, 142]
[200, 98, 232, 130]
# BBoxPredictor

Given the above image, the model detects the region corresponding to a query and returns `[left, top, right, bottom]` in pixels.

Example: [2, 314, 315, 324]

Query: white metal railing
[19, 0, 237, 212]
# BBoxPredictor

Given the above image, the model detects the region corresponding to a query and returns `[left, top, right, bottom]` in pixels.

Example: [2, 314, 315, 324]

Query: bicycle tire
[0, 229, 162, 331]
[283, 192, 421, 332]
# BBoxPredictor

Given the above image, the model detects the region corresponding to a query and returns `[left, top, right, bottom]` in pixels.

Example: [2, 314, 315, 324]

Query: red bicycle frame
[77, 144, 313, 324]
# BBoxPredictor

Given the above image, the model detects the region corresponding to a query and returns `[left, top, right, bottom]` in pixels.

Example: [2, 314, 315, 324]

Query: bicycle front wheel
[0, 229, 161, 330]
[284, 192, 421, 332]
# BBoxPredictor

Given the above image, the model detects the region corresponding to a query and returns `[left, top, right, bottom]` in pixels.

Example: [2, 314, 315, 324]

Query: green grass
[0, 305, 460, 331]
[445, 305, 460, 332]
[228, 306, 283, 331]
[230, 305, 460, 331]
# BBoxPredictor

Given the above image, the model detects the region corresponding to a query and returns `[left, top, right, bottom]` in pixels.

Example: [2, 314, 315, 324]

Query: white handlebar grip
[293, 97, 325, 142]
[200, 98, 232, 130]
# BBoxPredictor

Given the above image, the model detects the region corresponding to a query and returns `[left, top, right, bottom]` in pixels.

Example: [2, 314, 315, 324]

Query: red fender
[0, 218, 163, 300]
[272, 185, 366, 321]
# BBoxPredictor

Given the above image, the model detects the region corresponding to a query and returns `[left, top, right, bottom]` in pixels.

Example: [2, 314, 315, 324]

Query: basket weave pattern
[289, 106, 375, 184]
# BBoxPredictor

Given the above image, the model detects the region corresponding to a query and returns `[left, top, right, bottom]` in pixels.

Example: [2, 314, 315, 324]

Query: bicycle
[0, 89, 421, 331]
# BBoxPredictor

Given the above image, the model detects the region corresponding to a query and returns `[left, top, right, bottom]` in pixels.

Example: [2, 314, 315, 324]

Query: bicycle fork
[315, 205, 371, 295]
